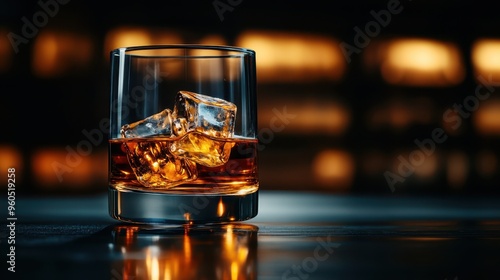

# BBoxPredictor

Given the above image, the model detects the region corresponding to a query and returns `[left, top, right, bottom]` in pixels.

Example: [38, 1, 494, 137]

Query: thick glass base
[108, 187, 258, 224]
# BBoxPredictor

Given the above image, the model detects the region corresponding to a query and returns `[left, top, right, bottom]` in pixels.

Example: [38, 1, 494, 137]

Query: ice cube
[170, 91, 237, 167]
[170, 131, 235, 167]
[119, 90, 238, 188]
[120, 109, 197, 188]
[174, 91, 237, 138]
[172, 117, 189, 137]
[123, 140, 197, 188]
[121, 109, 174, 138]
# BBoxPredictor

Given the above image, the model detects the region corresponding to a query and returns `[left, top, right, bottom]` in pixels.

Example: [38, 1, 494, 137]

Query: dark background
[1, 0, 500, 196]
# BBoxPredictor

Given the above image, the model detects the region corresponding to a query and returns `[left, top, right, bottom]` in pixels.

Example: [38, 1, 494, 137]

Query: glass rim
[111, 44, 255, 58]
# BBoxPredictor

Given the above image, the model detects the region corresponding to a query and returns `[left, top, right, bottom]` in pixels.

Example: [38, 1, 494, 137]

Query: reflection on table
[9, 191, 500, 279]
[109, 224, 258, 280]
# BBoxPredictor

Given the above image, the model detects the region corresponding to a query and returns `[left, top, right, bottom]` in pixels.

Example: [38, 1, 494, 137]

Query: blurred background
[1, 0, 500, 196]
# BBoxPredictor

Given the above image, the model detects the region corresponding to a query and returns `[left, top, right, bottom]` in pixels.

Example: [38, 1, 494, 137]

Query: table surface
[2, 191, 500, 280]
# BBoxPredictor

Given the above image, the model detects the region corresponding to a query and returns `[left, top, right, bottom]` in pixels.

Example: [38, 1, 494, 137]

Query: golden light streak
[31, 149, 90, 188]
[237, 247, 249, 263]
[31, 148, 107, 189]
[183, 212, 192, 223]
[225, 224, 234, 248]
[236, 30, 345, 82]
[145, 246, 161, 280]
[259, 99, 350, 135]
[105, 28, 185, 80]
[217, 197, 225, 217]
[111, 224, 257, 280]
[104, 26, 182, 57]
[106, 27, 151, 50]
[183, 234, 192, 263]
[472, 39, 500, 82]
[231, 261, 239, 280]
[145, 249, 151, 278]
[151, 257, 159, 280]
[368, 38, 464, 86]
[164, 266, 172, 280]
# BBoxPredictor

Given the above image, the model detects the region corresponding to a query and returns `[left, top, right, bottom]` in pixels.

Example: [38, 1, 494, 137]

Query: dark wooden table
[2, 191, 500, 279]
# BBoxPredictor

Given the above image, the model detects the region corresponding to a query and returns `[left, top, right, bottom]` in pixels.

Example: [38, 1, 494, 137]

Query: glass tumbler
[108, 45, 258, 224]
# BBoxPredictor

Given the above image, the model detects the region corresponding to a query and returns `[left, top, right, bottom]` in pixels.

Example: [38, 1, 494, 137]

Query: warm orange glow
[107, 27, 151, 49]
[441, 109, 463, 136]
[476, 150, 497, 177]
[236, 30, 346, 82]
[472, 39, 500, 82]
[145, 246, 161, 280]
[231, 261, 239, 280]
[370, 38, 464, 86]
[32, 30, 93, 78]
[105, 27, 185, 80]
[369, 97, 435, 129]
[113, 226, 140, 262]
[312, 149, 354, 190]
[361, 151, 387, 176]
[367, 103, 409, 128]
[112, 224, 256, 280]
[237, 246, 249, 263]
[188, 36, 234, 82]
[446, 151, 468, 189]
[0, 28, 12, 72]
[217, 197, 225, 217]
[104, 26, 182, 56]
[31, 148, 106, 189]
[259, 98, 350, 135]
[122, 227, 139, 246]
[225, 224, 234, 248]
[386, 100, 412, 128]
[92, 149, 108, 184]
[197, 34, 227, 46]
[183, 212, 192, 222]
[474, 99, 500, 135]
[390, 151, 438, 180]
[189, 50, 226, 81]
[414, 154, 438, 179]
[0, 145, 23, 187]
[183, 233, 192, 263]
[31, 149, 89, 187]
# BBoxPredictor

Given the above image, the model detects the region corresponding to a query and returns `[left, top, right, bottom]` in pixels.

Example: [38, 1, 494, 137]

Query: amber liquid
[109, 137, 259, 194]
